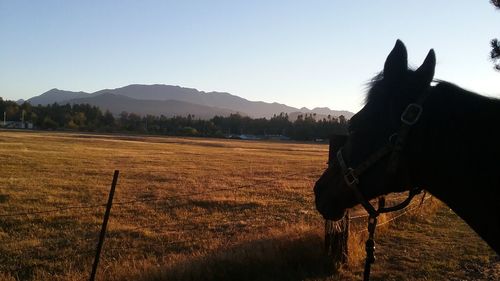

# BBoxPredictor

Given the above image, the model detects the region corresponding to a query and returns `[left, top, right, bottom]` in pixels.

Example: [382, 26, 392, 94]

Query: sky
[1, 1, 499, 113]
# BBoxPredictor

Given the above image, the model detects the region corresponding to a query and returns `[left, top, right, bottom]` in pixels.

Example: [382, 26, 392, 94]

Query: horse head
[314, 40, 436, 220]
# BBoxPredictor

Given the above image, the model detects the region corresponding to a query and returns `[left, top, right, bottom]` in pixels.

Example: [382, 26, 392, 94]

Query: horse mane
[363, 72, 384, 105]
[432, 80, 500, 105]
[363, 68, 419, 105]
[364, 71, 500, 110]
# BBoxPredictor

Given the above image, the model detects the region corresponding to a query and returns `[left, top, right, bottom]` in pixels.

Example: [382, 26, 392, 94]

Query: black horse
[314, 40, 500, 254]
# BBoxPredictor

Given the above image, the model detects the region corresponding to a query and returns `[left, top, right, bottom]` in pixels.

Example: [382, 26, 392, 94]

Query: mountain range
[26, 84, 354, 119]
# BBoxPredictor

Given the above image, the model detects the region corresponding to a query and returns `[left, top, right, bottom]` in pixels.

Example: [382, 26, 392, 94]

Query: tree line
[0, 98, 347, 141]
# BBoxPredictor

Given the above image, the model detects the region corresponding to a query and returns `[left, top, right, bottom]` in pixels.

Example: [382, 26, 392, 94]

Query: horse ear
[416, 49, 436, 86]
[384, 40, 408, 81]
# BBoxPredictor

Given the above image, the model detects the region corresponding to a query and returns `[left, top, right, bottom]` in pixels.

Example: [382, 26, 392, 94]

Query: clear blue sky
[1, 1, 499, 112]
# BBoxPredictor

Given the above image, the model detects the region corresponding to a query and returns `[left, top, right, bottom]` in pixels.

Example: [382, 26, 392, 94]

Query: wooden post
[324, 210, 350, 272]
[89, 170, 119, 281]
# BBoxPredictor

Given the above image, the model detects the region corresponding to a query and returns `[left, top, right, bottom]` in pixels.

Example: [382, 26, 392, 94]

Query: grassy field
[0, 130, 498, 281]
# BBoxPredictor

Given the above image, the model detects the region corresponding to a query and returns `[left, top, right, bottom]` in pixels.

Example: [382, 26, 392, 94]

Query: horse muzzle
[314, 178, 348, 221]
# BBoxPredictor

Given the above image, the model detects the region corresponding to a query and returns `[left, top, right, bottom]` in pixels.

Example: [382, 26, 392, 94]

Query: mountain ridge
[68, 93, 240, 119]
[26, 84, 354, 119]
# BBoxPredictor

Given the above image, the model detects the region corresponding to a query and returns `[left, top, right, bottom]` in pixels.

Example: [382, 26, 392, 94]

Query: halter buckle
[344, 168, 359, 186]
[401, 103, 422, 125]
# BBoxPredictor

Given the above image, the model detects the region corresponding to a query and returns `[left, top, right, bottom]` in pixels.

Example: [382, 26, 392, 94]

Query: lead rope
[363, 197, 385, 281]
[363, 215, 377, 281]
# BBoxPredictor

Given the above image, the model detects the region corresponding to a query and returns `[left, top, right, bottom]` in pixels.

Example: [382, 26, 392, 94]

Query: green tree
[101, 110, 115, 127]
[338, 115, 347, 126]
[72, 112, 87, 127]
[492, 1, 500, 70]
[42, 116, 58, 129]
[179, 126, 198, 136]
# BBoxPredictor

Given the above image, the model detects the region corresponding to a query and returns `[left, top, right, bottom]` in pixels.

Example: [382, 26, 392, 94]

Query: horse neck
[409, 82, 500, 253]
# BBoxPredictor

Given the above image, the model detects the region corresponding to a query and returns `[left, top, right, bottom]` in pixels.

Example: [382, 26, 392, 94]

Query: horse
[314, 40, 500, 255]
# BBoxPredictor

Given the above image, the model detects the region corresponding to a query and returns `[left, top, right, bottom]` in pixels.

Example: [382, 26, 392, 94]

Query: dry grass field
[0, 130, 498, 281]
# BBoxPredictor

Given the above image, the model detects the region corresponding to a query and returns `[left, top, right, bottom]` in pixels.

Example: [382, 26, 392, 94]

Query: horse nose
[313, 181, 324, 209]
[313, 170, 328, 196]
[313, 172, 323, 190]
[313, 181, 321, 199]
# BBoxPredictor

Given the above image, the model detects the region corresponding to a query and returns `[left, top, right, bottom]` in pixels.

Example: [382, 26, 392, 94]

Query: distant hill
[93, 84, 302, 118]
[68, 93, 240, 118]
[28, 89, 89, 105]
[26, 84, 354, 119]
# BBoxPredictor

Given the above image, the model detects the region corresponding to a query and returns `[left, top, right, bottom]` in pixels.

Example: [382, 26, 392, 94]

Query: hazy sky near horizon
[1, 1, 499, 113]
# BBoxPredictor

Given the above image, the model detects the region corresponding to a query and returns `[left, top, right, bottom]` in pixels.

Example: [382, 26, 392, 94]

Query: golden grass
[0, 130, 497, 281]
[0, 131, 328, 280]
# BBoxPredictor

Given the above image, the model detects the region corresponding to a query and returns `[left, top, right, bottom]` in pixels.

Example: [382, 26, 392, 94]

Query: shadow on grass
[142, 230, 336, 281]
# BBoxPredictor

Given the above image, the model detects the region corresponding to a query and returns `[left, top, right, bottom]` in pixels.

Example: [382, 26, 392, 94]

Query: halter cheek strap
[387, 87, 432, 173]
[334, 87, 431, 217]
[331, 87, 431, 281]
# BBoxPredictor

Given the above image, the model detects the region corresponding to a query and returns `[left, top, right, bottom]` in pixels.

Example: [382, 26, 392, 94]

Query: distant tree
[0, 96, 350, 140]
[101, 110, 115, 127]
[72, 112, 87, 127]
[30, 111, 38, 124]
[179, 126, 198, 136]
[66, 120, 78, 129]
[338, 115, 347, 126]
[127, 113, 143, 132]
[42, 116, 58, 129]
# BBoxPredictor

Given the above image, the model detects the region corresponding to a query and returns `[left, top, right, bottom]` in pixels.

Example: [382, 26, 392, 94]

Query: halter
[329, 87, 431, 281]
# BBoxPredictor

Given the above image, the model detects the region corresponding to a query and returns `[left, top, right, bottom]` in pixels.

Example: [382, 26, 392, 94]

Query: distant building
[226, 134, 291, 141]
[1, 121, 33, 129]
[267, 135, 291, 141]
[238, 134, 261, 140]
[226, 134, 261, 140]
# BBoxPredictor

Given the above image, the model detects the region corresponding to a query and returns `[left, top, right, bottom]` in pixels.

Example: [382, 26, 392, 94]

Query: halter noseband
[329, 87, 431, 281]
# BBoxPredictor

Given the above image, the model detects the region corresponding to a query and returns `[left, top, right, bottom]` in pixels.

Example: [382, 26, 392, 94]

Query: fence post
[89, 170, 119, 281]
[324, 210, 350, 272]
[378, 196, 386, 210]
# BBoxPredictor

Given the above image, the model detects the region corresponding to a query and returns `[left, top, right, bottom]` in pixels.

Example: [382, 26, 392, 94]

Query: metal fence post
[89, 170, 119, 281]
